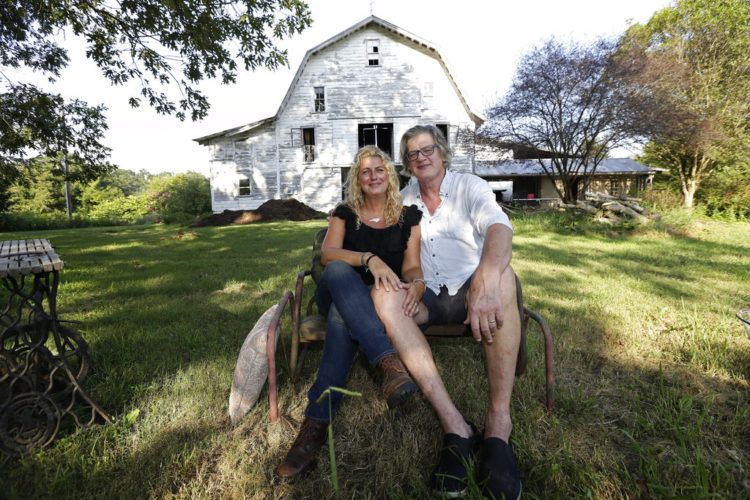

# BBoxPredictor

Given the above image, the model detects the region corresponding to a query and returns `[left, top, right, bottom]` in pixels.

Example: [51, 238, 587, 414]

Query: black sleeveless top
[332, 204, 422, 286]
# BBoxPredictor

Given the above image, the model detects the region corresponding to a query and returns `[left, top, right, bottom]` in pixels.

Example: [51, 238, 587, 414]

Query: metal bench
[274, 230, 555, 415]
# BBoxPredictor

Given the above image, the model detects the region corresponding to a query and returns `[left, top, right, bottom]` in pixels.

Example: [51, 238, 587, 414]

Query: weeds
[315, 386, 363, 495]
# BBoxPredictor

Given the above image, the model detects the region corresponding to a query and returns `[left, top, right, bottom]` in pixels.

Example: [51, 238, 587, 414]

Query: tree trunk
[682, 182, 696, 208]
[63, 152, 72, 221]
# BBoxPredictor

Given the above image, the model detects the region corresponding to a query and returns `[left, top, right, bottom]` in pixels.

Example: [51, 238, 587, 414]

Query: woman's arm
[320, 216, 401, 291]
[320, 216, 362, 266]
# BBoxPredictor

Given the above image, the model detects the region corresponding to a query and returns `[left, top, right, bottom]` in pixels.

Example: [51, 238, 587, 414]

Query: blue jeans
[305, 260, 396, 421]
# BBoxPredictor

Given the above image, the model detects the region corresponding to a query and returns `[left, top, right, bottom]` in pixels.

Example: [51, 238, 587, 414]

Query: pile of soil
[192, 198, 327, 227]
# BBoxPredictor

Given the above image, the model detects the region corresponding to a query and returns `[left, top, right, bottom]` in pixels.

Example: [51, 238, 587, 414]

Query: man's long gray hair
[399, 124, 452, 176]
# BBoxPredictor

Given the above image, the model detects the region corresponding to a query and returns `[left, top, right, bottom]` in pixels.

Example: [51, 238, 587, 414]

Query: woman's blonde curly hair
[345, 145, 403, 226]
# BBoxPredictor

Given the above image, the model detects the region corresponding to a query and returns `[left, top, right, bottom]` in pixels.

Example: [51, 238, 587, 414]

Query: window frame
[314, 86, 325, 112]
[302, 127, 315, 163]
[238, 178, 251, 197]
[366, 39, 380, 67]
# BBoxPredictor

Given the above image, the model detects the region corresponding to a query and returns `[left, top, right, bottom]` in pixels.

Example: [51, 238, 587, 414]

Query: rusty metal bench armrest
[266, 291, 293, 423]
[523, 306, 555, 412]
[289, 270, 311, 380]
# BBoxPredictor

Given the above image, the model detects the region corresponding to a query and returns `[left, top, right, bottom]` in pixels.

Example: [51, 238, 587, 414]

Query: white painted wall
[204, 22, 478, 213]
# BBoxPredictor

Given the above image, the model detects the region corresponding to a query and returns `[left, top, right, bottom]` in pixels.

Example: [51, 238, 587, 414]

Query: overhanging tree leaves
[616, 0, 750, 208]
[484, 38, 639, 203]
[1, 0, 312, 205]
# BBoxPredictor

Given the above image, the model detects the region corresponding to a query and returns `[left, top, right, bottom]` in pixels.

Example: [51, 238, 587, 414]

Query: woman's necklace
[362, 208, 384, 224]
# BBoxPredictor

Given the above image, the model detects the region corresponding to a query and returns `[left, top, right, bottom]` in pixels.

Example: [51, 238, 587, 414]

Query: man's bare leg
[482, 266, 521, 441]
[372, 288, 472, 438]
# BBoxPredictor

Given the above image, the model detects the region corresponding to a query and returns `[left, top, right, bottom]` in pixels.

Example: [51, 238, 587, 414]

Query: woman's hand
[400, 280, 425, 317]
[368, 256, 401, 292]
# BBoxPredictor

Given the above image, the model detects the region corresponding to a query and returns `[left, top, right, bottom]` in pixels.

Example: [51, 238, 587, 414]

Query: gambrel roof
[195, 16, 482, 144]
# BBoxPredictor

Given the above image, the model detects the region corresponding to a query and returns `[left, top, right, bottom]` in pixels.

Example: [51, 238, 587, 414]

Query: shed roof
[194, 16, 481, 144]
[194, 116, 275, 144]
[475, 158, 658, 177]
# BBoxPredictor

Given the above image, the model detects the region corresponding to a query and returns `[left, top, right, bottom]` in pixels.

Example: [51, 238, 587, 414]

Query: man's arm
[464, 223, 513, 344]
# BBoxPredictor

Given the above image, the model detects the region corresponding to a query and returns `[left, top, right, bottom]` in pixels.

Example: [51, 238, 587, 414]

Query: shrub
[697, 163, 750, 220]
[147, 172, 211, 224]
[0, 211, 123, 231]
[78, 183, 150, 224]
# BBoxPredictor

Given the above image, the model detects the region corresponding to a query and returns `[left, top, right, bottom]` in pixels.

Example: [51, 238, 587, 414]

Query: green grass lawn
[0, 214, 748, 498]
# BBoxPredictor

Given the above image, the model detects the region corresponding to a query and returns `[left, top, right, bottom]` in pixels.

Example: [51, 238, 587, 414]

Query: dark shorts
[420, 277, 472, 328]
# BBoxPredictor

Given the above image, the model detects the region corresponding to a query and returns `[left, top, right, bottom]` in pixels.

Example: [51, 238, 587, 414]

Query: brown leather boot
[378, 354, 419, 409]
[276, 418, 328, 479]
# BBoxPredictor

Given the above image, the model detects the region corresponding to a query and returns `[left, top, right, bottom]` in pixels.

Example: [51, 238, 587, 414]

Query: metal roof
[474, 158, 658, 177]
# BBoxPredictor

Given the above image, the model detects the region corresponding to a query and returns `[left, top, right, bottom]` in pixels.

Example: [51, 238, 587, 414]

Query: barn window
[238, 178, 251, 196]
[436, 124, 449, 144]
[303, 127, 315, 162]
[314, 86, 325, 112]
[366, 39, 380, 66]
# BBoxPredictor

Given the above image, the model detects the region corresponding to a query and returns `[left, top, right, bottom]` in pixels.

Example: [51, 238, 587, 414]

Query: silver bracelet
[360, 252, 370, 267]
[412, 278, 426, 287]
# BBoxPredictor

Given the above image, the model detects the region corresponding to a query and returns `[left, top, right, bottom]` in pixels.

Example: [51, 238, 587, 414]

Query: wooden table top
[0, 239, 64, 278]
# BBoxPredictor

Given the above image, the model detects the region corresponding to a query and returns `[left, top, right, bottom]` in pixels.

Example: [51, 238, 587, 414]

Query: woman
[276, 145, 427, 479]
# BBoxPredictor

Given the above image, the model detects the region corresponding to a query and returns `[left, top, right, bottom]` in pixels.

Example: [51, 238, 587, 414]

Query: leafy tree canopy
[1, 0, 312, 192]
[484, 38, 640, 203]
[616, 0, 750, 207]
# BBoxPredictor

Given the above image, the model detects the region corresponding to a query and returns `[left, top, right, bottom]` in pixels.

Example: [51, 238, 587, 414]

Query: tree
[0, 89, 113, 207]
[6, 156, 78, 213]
[95, 168, 151, 197]
[1, 0, 312, 186]
[616, 0, 750, 208]
[484, 38, 639, 203]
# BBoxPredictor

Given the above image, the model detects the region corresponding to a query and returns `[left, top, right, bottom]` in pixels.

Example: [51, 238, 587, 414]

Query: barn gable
[195, 16, 481, 213]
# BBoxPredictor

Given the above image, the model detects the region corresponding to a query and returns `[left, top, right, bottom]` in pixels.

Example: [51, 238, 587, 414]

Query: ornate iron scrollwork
[1, 251, 109, 457]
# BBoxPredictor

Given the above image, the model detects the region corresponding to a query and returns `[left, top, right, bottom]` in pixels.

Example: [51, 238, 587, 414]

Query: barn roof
[194, 16, 482, 144]
[475, 158, 659, 177]
[276, 16, 482, 125]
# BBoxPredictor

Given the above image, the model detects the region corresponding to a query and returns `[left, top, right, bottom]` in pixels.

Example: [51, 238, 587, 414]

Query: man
[372, 124, 522, 499]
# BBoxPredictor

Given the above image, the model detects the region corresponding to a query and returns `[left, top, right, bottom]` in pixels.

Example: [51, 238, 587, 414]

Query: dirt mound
[192, 198, 327, 227]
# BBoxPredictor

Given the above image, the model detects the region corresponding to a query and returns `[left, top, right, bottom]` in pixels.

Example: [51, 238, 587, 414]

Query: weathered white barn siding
[208, 122, 278, 211]
[196, 17, 482, 213]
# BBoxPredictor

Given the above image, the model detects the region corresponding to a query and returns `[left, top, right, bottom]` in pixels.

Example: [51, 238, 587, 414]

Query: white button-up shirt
[401, 170, 512, 295]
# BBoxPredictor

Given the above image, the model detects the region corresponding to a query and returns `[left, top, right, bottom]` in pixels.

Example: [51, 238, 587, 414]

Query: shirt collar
[439, 169, 455, 198]
[408, 169, 454, 199]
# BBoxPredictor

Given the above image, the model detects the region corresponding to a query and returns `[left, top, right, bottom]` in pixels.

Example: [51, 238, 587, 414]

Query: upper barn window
[314, 86, 325, 112]
[366, 39, 380, 66]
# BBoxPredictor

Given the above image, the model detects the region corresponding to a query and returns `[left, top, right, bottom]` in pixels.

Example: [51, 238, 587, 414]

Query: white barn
[194, 16, 482, 213]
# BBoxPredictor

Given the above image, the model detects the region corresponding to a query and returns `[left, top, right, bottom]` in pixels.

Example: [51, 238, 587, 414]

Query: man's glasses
[406, 144, 437, 161]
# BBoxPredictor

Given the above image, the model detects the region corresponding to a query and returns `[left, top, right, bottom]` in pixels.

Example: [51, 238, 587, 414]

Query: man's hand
[400, 280, 425, 317]
[464, 265, 504, 344]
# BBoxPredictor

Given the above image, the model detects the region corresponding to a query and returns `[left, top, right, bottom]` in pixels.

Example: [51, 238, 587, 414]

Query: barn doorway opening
[358, 123, 393, 159]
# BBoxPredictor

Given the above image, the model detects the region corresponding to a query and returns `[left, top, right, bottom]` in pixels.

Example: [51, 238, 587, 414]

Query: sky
[9, 0, 673, 175]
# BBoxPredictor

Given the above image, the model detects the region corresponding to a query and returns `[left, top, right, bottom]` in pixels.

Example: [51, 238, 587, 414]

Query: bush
[641, 183, 684, 213]
[697, 163, 750, 220]
[78, 183, 150, 224]
[0, 211, 126, 231]
[147, 172, 211, 224]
